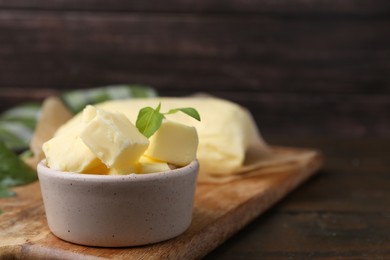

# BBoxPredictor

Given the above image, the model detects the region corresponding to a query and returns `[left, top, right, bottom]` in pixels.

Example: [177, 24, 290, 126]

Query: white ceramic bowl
[37, 160, 199, 247]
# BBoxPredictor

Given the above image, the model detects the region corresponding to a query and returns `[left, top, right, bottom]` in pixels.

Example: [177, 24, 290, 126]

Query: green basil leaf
[165, 107, 201, 121]
[136, 103, 200, 138]
[136, 104, 165, 138]
[0, 138, 37, 214]
[0, 140, 37, 189]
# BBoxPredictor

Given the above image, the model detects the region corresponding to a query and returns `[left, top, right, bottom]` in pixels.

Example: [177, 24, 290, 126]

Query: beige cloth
[25, 97, 73, 168]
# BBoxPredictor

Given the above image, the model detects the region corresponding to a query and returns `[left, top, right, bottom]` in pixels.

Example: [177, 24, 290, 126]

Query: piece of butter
[80, 106, 149, 169]
[42, 125, 104, 173]
[108, 163, 139, 175]
[144, 120, 198, 166]
[82, 104, 97, 123]
[138, 155, 171, 174]
[108, 156, 170, 175]
[87, 163, 109, 175]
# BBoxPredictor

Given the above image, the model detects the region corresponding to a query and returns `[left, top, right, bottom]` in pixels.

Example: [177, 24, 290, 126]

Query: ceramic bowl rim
[37, 159, 199, 183]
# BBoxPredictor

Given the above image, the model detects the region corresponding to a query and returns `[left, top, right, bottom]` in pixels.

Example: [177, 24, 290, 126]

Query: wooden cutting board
[0, 146, 322, 259]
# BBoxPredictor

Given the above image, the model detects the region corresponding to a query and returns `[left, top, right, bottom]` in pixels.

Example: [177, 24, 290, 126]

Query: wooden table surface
[0, 0, 389, 258]
[205, 136, 390, 259]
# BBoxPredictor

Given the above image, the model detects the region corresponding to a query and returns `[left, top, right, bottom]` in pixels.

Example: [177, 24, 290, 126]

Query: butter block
[42, 128, 103, 173]
[80, 108, 149, 169]
[138, 156, 171, 174]
[145, 120, 198, 166]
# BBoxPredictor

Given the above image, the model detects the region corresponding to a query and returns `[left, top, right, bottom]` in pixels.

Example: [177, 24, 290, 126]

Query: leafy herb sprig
[0, 140, 37, 202]
[136, 103, 200, 138]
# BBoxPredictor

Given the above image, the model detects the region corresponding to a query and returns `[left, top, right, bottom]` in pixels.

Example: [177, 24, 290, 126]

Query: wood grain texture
[0, 147, 322, 259]
[205, 137, 390, 259]
[0, 1, 388, 258]
[206, 210, 390, 259]
[0, 11, 389, 93]
[0, 1, 388, 139]
[0, 0, 389, 15]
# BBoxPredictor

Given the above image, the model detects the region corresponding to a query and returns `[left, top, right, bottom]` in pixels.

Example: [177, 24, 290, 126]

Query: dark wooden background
[0, 1, 389, 259]
[0, 0, 389, 139]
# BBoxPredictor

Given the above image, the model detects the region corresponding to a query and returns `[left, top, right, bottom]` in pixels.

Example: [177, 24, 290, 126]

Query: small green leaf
[0, 140, 37, 189]
[0, 137, 37, 215]
[136, 105, 165, 138]
[135, 103, 201, 138]
[165, 107, 201, 121]
[155, 103, 161, 113]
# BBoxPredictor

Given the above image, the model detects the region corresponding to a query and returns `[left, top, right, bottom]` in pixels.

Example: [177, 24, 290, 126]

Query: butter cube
[108, 156, 170, 175]
[80, 108, 149, 169]
[108, 163, 139, 175]
[144, 120, 198, 166]
[82, 105, 97, 123]
[87, 162, 109, 175]
[138, 156, 171, 174]
[42, 129, 103, 173]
